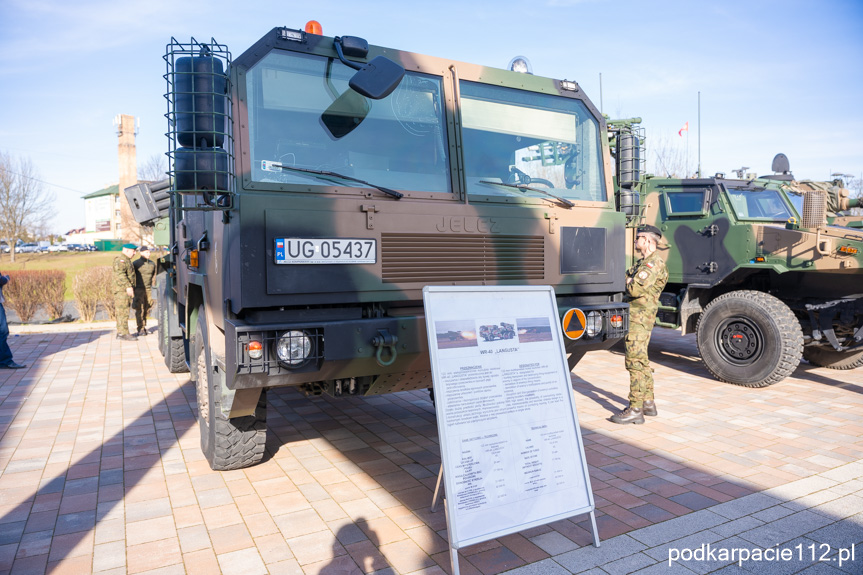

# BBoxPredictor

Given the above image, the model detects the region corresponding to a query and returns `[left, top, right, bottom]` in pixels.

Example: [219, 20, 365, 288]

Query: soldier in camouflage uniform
[133, 246, 157, 336]
[113, 244, 138, 341]
[611, 225, 668, 425]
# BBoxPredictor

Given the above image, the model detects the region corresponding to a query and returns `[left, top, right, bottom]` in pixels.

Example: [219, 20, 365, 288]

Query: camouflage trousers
[133, 289, 152, 331]
[624, 324, 654, 408]
[114, 293, 132, 336]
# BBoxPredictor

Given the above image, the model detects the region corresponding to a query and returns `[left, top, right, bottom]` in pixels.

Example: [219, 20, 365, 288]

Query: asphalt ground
[0, 321, 861, 574]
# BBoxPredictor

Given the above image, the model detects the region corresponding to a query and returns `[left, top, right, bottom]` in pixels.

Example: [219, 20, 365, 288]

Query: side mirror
[334, 36, 405, 100]
[348, 56, 405, 100]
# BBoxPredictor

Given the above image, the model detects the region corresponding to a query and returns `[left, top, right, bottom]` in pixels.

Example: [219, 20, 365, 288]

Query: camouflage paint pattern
[156, 27, 631, 397]
[133, 256, 156, 331]
[624, 250, 667, 407]
[628, 170, 863, 376]
[112, 252, 136, 336]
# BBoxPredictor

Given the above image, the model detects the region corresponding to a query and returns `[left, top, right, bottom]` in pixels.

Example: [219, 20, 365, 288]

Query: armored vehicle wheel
[193, 309, 266, 470]
[696, 290, 803, 387]
[803, 347, 863, 370]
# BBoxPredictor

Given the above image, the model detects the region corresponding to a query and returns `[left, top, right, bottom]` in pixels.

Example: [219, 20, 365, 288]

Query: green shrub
[40, 270, 67, 320]
[3, 270, 43, 323]
[72, 267, 110, 322]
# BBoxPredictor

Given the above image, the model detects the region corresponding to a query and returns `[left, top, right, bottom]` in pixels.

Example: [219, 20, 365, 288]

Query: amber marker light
[248, 341, 263, 360]
[839, 246, 858, 255]
[189, 249, 199, 267]
[305, 20, 322, 35]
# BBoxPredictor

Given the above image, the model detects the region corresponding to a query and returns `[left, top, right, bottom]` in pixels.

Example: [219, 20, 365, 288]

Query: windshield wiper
[478, 180, 573, 208]
[263, 162, 404, 199]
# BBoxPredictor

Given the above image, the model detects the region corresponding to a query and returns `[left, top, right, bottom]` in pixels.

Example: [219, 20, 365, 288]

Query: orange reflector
[562, 308, 587, 340]
[305, 20, 322, 35]
[189, 249, 199, 267]
[755, 256, 766, 262]
[839, 245, 858, 254]
[610, 314, 623, 328]
[248, 341, 263, 359]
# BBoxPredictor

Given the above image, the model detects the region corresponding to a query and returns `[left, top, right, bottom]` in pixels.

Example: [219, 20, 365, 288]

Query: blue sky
[1, 0, 861, 234]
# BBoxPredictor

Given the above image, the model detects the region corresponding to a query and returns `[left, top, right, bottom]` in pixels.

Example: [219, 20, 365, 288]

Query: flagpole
[697, 91, 701, 178]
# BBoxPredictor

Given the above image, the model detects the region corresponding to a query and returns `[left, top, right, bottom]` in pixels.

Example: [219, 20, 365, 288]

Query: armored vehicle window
[785, 191, 804, 215]
[459, 82, 606, 203]
[665, 190, 709, 217]
[725, 187, 795, 221]
[245, 51, 450, 194]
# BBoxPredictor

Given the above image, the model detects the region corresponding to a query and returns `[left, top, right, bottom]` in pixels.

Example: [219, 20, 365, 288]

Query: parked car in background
[17, 243, 39, 253]
[47, 244, 69, 252]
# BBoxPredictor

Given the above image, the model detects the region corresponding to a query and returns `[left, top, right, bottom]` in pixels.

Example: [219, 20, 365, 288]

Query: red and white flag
[678, 122, 689, 137]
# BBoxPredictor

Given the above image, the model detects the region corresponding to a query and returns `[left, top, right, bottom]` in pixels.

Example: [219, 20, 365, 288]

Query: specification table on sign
[424, 286, 595, 549]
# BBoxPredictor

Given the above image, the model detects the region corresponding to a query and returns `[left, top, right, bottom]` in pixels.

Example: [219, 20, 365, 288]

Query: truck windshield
[460, 81, 606, 203]
[725, 187, 797, 221]
[246, 50, 450, 194]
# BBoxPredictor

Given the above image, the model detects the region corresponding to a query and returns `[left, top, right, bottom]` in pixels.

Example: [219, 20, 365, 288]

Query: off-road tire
[803, 347, 863, 370]
[193, 309, 266, 470]
[696, 290, 803, 387]
[166, 337, 188, 373]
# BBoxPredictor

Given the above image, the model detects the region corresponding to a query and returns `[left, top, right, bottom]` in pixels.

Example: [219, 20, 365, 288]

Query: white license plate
[274, 238, 376, 264]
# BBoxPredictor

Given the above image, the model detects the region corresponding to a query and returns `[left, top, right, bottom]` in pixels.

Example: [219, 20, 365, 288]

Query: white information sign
[423, 286, 597, 555]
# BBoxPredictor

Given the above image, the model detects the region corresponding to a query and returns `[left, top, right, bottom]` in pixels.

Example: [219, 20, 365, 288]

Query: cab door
[657, 184, 721, 285]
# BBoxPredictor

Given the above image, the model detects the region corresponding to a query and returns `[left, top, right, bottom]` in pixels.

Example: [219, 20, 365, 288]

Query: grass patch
[0, 252, 117, 301]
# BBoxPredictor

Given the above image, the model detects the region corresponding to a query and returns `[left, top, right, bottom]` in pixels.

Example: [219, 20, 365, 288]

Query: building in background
[67, 114, 150, 247]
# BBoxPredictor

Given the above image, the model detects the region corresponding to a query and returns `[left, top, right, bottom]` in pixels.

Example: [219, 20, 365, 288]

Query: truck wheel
[696, 290, 803, 387]
[193, 309, 266, 470]
[803, 347, 863, 370]
[166, 338, 188, 373]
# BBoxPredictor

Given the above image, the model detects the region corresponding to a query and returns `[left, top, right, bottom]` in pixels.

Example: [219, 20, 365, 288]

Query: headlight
[275, 330, 312, 366]
[585, 311, 603, 338]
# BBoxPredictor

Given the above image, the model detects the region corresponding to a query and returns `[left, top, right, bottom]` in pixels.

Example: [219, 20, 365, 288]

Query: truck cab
[130, 24, 630, 470]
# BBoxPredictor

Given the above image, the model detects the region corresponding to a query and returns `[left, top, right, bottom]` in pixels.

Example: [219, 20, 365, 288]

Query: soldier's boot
[642, 400, 657, 417]
[610, 405, 645, 425]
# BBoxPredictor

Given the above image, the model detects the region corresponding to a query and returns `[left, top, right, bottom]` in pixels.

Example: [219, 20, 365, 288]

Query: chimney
[115, 114, 139, 241]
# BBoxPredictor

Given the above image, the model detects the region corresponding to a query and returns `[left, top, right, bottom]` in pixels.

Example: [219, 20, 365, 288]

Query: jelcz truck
[127, 22, 629, 470]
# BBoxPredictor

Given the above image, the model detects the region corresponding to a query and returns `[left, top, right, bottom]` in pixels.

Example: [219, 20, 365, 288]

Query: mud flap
[217, 366, 262, 418]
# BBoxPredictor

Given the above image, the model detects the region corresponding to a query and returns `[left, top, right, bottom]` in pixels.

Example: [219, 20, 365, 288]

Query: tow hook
[372, 329, 399, 366]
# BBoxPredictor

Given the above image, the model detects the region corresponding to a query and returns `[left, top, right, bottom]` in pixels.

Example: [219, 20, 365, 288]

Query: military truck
[610, 123, 863, 387]
[126, 22, 630, 470]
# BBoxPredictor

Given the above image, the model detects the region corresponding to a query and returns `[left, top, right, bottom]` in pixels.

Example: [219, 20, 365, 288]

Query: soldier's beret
[139, 245, 151, 252]
[637, 225, 662, 239]
[122, 243, 138, 250]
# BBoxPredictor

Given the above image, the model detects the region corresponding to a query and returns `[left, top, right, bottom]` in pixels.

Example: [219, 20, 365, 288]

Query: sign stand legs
[432, 466, 460, 574]
[589, 510, 601, 547]
[430, 464, 444, 512]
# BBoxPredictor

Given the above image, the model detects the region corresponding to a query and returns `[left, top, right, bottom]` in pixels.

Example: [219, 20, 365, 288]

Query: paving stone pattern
[0, 324, 861, 574]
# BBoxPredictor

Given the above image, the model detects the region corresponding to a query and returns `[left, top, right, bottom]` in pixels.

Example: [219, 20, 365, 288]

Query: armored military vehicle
[610, 124, 863, 387]
[127, 22, 630, 470]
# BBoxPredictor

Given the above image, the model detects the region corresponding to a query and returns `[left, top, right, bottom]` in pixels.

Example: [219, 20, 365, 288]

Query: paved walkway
[0, 323, 860, 574]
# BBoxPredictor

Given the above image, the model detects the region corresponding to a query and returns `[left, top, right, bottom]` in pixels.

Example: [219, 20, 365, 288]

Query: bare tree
[0, 152, 54, 263]
[646, 133, 689, 178]
[138, 153, 168, 182]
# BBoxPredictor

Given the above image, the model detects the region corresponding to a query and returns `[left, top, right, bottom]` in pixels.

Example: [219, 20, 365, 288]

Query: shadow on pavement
[0, 328, 861, 573]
